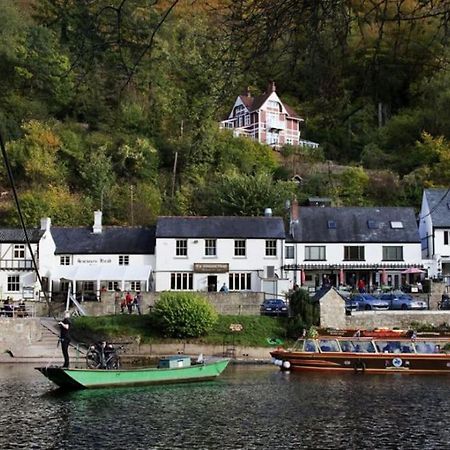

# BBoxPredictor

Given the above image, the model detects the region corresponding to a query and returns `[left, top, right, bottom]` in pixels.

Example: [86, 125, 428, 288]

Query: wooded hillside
[0, 0, 449, 226]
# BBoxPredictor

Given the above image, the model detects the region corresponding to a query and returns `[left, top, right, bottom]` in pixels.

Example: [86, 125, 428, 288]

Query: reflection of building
[0, 229, 43, 301]
[220, 81, 319, 149]
[419, 188, 450, 280]
[154, 216, 287, 295]
[284, 200, 423, 291]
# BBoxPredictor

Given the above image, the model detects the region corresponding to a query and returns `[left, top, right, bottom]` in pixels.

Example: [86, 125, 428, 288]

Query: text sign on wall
[76, 258, 112, 264]
[193, 263, 229, 273]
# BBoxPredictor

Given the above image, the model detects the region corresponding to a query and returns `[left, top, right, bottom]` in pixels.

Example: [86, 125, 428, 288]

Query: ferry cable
[0, 130, 57, 321]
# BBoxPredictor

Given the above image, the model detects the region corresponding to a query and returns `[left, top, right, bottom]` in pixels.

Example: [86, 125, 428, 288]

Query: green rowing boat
[36, 357, 230, 390]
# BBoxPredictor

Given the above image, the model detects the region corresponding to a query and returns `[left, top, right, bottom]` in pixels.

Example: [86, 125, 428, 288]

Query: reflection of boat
[36, 356, 230, 389]
[270, 335, 450, 374]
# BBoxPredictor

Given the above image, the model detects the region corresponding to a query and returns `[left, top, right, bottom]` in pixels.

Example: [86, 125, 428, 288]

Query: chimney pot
[40, 217, 51, 232]
[93, 210, 102, 234]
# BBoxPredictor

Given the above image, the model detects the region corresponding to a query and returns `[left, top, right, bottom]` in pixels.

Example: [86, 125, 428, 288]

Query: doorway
[207, 275, 217, 292]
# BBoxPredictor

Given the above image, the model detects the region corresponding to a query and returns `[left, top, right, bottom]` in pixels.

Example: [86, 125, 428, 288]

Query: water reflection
[0, 364, 449, 449]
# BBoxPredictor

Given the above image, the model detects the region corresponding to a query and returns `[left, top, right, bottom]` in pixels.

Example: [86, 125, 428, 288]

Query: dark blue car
[260, 299, 288, 316]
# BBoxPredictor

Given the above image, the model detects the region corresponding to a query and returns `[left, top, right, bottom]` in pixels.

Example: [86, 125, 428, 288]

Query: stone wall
[69, 292, 264, 317]
[0, 318, 41, 356]
[318, 290, 347, 330]
[346, 311, 450, 329]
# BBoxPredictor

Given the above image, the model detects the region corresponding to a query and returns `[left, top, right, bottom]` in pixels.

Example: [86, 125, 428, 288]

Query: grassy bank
[72, 314, 292, 347]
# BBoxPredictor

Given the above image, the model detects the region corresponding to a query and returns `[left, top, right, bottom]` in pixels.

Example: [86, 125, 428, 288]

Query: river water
[0, 363, 449, 449]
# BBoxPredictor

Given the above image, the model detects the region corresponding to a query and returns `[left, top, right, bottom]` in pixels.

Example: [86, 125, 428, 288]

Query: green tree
[336, 167, 369, 206]
[153, 292, 218, 338]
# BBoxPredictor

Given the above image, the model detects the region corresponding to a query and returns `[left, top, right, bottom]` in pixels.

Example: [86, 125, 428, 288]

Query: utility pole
[130, 185, 134, 226]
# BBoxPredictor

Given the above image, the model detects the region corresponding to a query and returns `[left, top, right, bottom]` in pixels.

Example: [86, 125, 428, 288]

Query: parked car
[351, 294, 390, 311]
[379, 292, 427, 310]
[344, 298, 358, 313]
[260, 299, 288, 316]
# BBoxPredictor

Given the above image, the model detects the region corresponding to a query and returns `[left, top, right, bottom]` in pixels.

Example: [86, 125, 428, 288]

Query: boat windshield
[339, 340, 376, 353]
[318, 339, 340, 352]
[375, 341, 415, 354]
[414, 341, 442, 354]
[291, 339, 318, 352]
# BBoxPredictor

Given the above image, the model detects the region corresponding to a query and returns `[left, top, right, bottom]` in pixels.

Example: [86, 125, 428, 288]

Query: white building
[419, 188, 450, 280]
[41, 211, 155, 300]
[285, 201, 423, 291]
[0, 228, 43, 301]
[154, 216, 289, 296]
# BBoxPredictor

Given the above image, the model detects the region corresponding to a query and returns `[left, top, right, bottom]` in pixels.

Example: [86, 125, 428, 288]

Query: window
[130, 281, 141, 291]
[229, 273, 251, 290]
[244, 115, 250, 126]
[119, 255, 129, 265]
[344, 246, 365, 261]
[7, 275, 20, 292]
[367, 220, 378, 229]
[327, 220, 336, 229]
[107, 281, 119, 291]
[205, 239, 217, 256]
[265, 239, 277, 257]
[285, 245, 295, 259]
[305, 246, 326, 261]
[390, 221, 404, 229]
[13, 244, 25, 259]
[445, 231, 449, 246]
[176, 240, 188, 256]
[60, 255, 71, 265]
[383, 246, 403, 261]
[234, 240, 246, 257]
[170, 273, 193, 290]
[82, 281, 94, 291]
[60, 281, 70, 292]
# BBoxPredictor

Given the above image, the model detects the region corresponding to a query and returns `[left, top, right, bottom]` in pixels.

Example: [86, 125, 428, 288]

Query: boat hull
[36, 359, 230, 389]
[271, 350, 450, 375]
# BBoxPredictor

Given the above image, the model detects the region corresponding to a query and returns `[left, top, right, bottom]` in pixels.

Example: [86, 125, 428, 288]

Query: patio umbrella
[381, 269, 387, 285]
[339, 268, 345, 285]
[401, 267, 425, 274]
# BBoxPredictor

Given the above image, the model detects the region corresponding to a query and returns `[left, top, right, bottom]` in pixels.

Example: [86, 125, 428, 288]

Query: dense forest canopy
[0, 0, 449, 226]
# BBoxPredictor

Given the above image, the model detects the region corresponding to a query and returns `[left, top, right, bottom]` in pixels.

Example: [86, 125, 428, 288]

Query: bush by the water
[153, 292, 218, 338]
[286, 288, 320, 338]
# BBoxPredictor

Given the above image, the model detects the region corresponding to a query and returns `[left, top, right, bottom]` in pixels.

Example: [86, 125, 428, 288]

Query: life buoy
[392, 357, 403, 368]
[353, 359, 366, 373]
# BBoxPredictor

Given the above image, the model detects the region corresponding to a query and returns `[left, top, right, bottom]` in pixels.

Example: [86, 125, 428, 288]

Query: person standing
[125, 291, 133, 314]
[134, 291, 143, 315]
[59, 311, 71, 368]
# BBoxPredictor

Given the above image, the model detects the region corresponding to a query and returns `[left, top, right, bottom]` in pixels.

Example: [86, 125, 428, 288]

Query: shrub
[286, 288, 320, 339]
[153, 292, 218, 338]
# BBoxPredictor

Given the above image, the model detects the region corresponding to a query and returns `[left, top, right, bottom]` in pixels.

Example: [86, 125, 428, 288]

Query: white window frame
[107, 281, 119, 291]
[234, 240, 246, 257]
[265, 239, 277, 257]
[60, 255, 71, 265]
[13, 244, 25, 259]
[176, 240, 188, 257]
[229, 272, 252, 291]
[7, 275, 20, 292]
[170, 272, 193, 290]
[344, 246, 365, 261]
[130, 281, 141, 291]
[119, 255, 130, 266]
[205, 239, 217, 257]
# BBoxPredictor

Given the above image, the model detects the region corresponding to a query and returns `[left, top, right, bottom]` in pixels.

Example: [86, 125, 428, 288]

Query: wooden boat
[36, 356, 230, 389]
[270, 335, 450, 375]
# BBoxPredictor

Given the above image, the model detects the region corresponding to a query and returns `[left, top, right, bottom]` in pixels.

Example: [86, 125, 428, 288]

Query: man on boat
[59, 311, 71, 368]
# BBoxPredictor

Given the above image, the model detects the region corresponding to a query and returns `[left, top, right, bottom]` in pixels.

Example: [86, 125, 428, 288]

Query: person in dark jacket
[59, 311, 71, 368]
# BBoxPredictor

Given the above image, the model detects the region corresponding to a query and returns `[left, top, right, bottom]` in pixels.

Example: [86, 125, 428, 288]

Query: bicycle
[86, 341, 121, 369]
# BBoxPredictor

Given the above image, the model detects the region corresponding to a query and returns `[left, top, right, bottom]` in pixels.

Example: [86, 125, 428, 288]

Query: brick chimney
[290, 198, 299, 223]
[93, 210, 102, 234]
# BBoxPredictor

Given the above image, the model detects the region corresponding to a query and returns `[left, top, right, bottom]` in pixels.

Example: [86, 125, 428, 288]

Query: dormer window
[327, 220, 336, 229]
[367, 220, 378, 229]
[390, 221, 404, 229]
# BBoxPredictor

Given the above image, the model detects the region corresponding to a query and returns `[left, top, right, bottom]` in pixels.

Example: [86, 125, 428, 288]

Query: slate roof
[237, 93, 301, 119]
[51, 226, 156, 255]
[0, 229, 44, 243]
[156, 216, 286, 239]
[424, 188, 450, 228]
[290, 207, 419, 243]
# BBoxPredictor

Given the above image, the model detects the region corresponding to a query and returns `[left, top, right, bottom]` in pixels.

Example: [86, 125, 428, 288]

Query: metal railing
[0, 259, 34, 270]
